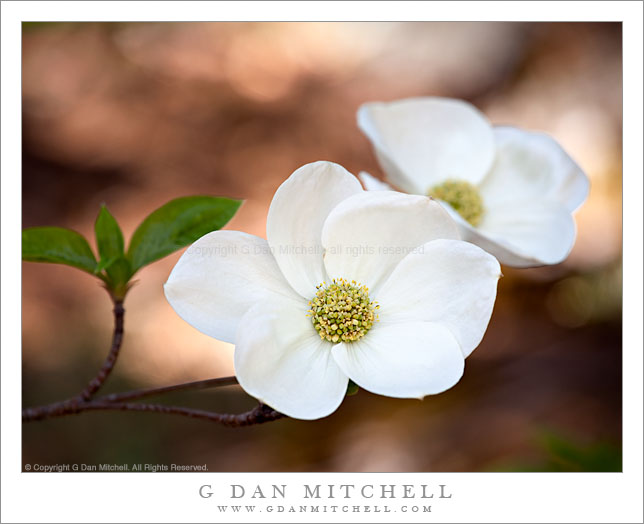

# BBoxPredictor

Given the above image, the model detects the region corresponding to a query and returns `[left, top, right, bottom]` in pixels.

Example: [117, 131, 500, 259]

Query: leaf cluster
[22, 197, 241, 299]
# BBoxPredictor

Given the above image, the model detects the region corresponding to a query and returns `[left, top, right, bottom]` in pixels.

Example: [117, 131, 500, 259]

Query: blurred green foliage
[497, 430, 621, 472]
[547, 262, 622, 327]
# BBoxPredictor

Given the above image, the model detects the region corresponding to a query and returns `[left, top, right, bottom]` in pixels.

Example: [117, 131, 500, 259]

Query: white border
[2, 2, 642, 523]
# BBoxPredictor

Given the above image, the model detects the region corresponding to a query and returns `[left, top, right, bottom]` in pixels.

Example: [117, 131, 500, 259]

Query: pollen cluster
[429, 179, 485, 226]
[308, 278, 378, 343]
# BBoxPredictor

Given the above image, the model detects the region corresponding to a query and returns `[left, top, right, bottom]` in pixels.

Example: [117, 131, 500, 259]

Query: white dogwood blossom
[164, 161, 500, 419]
[358, 97, 590, 267]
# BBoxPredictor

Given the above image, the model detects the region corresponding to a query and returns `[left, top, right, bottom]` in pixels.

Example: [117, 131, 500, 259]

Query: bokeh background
[22, 22, 622, 472]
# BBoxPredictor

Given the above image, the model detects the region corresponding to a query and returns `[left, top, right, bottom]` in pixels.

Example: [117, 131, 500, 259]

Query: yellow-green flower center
[308, 278, 378, 343]
[428, 179, 485, 226]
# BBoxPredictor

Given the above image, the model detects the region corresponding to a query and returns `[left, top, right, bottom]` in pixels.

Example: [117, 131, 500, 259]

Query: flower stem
[78, 298, 125, 401]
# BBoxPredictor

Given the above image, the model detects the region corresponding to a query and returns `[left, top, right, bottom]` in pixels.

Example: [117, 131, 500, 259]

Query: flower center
[308, 278, 378, 343]
[428, 179, 485, 226]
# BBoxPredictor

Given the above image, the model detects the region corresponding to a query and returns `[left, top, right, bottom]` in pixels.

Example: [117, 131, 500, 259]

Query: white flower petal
[438, 200, 532, 265]
[234, 303, 348, 420]
[472, 200, 577, 267]
[321, 191, 459, 294]
[357, 97, 496, 193]
[164, 231, 303, 344]
[450, 219, 546, 268]
[332, 321, 464, 399]
[480, 127, 590, 212]
[358, 171, 393, 191]
[267, 161, 363, 298]
[376, 239, 500, 358]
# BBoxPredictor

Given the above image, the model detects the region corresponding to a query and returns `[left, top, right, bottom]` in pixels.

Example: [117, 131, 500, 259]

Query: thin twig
[101, 376, 239, 403]
[22, 399, 283, 427]
[22, 295, 286, 428]
[22, 376, 241, 422]
[79, 299, 125, 400]
[83, 401, 284, 427]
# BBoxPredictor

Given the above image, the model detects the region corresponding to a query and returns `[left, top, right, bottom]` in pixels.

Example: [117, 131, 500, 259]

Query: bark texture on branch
[79, 300, 125, 401]
[22, 398, 283, 427]
[22, 294, 286, 428]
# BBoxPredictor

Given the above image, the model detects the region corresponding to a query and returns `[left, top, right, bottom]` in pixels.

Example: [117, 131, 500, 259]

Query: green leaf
[23, 227, 97, 274]
[346, 380, 359, 396]
[94, 205, 130, 284]
[95, 255, 120, 274]
[95, 205, 124, 263]
[126, 196, 242, 274]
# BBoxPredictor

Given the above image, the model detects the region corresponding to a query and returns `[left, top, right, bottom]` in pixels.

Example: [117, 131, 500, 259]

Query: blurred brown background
[22, 22, 622, 472]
